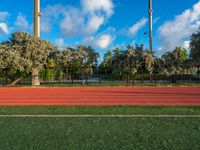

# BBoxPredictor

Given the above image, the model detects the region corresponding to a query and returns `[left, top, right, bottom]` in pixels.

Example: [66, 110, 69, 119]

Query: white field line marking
[0, 115, 200, 118]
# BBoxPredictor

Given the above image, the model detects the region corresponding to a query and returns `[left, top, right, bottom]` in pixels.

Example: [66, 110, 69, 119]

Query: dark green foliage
[190, 29, 200, 61]
[1, 30, 200, 85]
[161, 47, 188, 74]
[99, 44, 155, 82]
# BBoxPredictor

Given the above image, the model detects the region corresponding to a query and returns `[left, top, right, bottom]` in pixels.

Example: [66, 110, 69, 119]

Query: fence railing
[1, 73, 199, 86]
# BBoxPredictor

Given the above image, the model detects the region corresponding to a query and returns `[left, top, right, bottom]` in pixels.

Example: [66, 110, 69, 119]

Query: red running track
[0, 87, 200, 106]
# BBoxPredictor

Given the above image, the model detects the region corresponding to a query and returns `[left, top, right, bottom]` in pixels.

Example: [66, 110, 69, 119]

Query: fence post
[6, 68, 8, 85]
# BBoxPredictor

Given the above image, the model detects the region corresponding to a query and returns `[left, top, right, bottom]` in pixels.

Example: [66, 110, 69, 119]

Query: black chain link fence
[0, 68, 200, 86]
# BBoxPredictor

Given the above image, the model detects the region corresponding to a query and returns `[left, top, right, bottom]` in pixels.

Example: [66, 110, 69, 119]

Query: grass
[1, 106, 200, 115]
[0, 106, 200, 149]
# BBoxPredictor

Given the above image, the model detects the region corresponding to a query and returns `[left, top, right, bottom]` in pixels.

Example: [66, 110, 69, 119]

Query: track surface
[0, 87, 200, 106]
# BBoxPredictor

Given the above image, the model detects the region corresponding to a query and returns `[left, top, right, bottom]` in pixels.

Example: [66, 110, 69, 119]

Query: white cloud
[129, 17, 148, 36]
[84, 34, 114, 49]
[158, 1, 200, 53]
[0, 23, 9, 35]
[183, 40, 190, 49]
[41, 4, 65, 33]
[41, 0, 114, 37]
[85, 15, 105, 35]
[81, 0, 114, 17]
[0, 11, 10, 21]
[0, 11, 10, 35]
[95, 34, 114, 49]
[83, 27, 115, 49]
[59, 7, 85, 36]
[55, 38, 65, 50]
[15, 13, 29, 30]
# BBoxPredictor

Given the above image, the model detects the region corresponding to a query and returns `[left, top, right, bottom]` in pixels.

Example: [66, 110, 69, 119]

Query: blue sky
[0, 0, 200, 58]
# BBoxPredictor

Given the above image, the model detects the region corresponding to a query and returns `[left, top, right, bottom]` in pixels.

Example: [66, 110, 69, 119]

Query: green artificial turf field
[0, 106, 200, 150]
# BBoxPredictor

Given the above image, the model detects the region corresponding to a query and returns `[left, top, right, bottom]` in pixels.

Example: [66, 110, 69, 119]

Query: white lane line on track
[0, 115, 200, 118]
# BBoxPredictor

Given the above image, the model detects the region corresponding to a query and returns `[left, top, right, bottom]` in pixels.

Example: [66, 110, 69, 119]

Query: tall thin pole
[34, 0, 41, 38]
[148, 0, 153, 51]
[32, 0, 41, 86]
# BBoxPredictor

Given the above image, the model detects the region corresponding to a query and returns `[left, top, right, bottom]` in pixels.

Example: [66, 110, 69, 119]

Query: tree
[161, 47, 187, 75]
[61, 47, 75, 76]
[122, 46, 138, 83]
[153, 58, 165, 74]
[173, 47, 187, 73]
[190, 29, 200, 61]
[190, 29, 200, 75]
[104, 50, 113, 63]
[111, 47, 122, 77]
[0, 31, 55, 86]
[102, 51, 113, 75]
[161, 51, 174, 74]
[42, 46, 60, 81]
[145, 50, 155, 80]
[134, 44, 146, 82]
[0, 43, 31, 85]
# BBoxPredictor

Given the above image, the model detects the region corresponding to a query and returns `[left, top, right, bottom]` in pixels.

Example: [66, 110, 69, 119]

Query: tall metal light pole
[148, 0, 153, 51]
[32, 0, 41, 86]
[34, 0, 41, 38]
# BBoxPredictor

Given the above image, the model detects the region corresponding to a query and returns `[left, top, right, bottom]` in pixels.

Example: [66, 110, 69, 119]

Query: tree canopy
[190, 29, 200, 62]
[0, 29, 199, 86]
[0, 31, 56, 85]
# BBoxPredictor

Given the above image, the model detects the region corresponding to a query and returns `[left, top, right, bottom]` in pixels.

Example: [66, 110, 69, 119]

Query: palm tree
[190, 29, 200, 75]
[173, 47, 187, 73]
[153, 58, 165, 74]
[85, 46, 99, 76]
[104, 50, 113, 65]
[153, 58, 165, 83]
[112, 48, 122, 78]
[162, 51, 176, 75]
[135, 44, 145, 82]
[190, 29, 200, 61]
[102, 50, 113, 76]
[123, 47, 137, 83]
